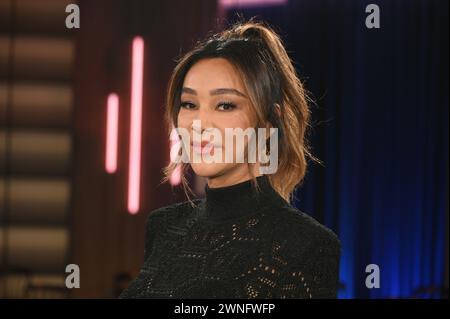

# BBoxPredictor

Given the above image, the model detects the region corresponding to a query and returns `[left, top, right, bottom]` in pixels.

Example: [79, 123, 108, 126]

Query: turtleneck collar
[201, 175, 289, 223]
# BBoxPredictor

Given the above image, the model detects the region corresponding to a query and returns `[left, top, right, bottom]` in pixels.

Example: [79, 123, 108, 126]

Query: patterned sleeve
[143, 210, 163, 261]
[275, 234, 341, 299]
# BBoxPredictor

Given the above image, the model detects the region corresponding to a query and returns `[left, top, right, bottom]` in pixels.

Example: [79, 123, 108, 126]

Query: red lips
[191, 140, 213, 148]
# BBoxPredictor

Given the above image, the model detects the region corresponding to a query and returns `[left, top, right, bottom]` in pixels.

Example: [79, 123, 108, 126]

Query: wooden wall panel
[71, 0, 218, 298]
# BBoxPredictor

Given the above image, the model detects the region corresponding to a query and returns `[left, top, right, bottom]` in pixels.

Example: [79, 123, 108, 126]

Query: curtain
[225, 0, 449, 298]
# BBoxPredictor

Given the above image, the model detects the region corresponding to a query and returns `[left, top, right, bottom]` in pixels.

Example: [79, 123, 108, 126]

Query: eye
[180, 101, 197, 110]
[217, 101, 236, 111]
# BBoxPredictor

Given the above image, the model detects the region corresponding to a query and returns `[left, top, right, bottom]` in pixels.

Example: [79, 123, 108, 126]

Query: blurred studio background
[0, 0, 448, 299]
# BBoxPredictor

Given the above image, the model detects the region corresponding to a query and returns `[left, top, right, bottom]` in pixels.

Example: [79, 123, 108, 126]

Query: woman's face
[177, 57, 260, 187]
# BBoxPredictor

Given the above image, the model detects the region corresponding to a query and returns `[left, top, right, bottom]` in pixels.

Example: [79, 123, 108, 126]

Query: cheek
[217, 111, 253, 131]
[220, 116, 254, 156]
[216, 115, 253, 160]
[177, 110, 192, 129]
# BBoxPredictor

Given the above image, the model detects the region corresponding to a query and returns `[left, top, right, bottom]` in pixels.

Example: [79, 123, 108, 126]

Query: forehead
[182, 58, 246, 93]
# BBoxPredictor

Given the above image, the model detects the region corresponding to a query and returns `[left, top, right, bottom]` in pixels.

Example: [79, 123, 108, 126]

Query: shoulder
[141, 199, 203, 257]
[269, 205, 341, 257]
[267, 207, 341, 298]
[144, 199, 203, 227]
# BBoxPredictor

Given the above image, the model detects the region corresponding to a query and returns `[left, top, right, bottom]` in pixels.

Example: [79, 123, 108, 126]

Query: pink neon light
[219, 0, 288, 9]
[169, 129, 182, 185]
[128, 36, 144, 214]
[170, 166, 182, 186]
[105, 93, 119, 174]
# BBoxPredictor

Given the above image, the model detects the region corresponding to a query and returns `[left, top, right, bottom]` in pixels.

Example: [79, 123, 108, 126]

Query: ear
[274, 103, 281, 117]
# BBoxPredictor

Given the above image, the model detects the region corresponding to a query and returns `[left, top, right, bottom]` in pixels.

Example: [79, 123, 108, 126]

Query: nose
[191, 108, 213, 134]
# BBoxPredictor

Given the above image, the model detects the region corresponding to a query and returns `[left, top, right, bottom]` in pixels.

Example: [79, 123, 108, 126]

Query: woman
[120, 20, 341, 299]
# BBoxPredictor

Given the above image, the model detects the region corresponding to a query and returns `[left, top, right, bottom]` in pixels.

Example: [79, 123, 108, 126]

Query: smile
[191, 141, 216, 155]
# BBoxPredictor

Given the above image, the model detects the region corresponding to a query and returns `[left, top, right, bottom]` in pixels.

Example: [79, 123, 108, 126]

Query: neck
[202, 175, 288, 223]
[206, 163, 263, 188]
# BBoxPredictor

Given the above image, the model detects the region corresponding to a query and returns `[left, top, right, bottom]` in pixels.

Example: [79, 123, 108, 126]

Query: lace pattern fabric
[120, 176, 340, 299]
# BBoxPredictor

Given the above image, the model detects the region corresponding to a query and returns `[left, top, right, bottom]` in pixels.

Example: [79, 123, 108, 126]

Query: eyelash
[217, 101, 236, 111]
[180, 101, 196, 109]
[179, 101, 237, 111]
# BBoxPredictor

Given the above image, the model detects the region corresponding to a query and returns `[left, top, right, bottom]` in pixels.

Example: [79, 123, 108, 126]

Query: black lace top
[119, 175, 341, 299]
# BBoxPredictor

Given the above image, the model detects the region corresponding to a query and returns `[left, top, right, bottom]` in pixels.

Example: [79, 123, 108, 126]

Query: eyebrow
[182, 87, 247, 98]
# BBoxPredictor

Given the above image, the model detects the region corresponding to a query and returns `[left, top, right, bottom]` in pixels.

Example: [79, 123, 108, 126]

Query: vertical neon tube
[128, 36, 144, 214]
[169, 129, 182, 186]
[105, 93, 119, 174]
[170, 166, 182, 186]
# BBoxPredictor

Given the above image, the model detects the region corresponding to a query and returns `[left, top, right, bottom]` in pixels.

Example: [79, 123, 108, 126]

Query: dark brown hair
[162, 19, 316, 203]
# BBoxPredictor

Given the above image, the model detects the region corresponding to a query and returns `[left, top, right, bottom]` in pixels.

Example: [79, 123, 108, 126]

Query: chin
[190, 162, 231, 179]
